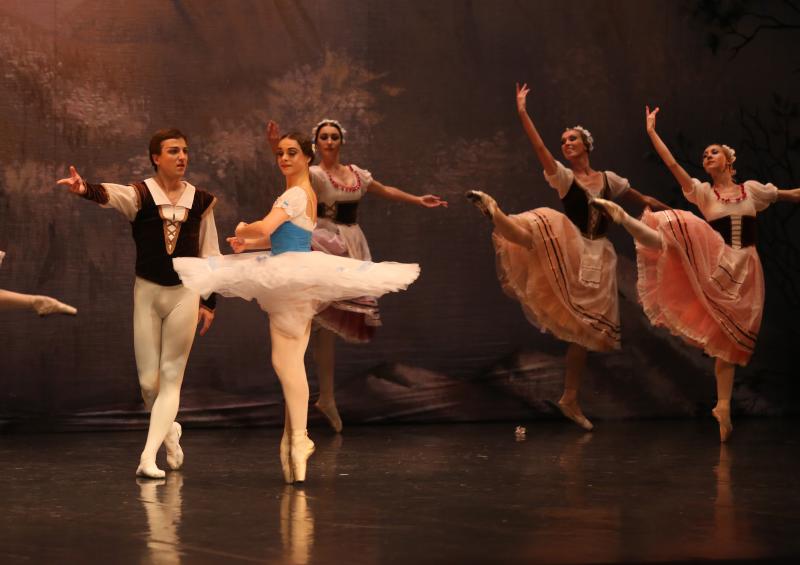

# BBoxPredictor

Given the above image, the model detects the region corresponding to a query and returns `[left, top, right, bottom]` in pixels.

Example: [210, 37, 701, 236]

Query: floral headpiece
[311, 119, 347, 153]
[566, 125, 594, 152]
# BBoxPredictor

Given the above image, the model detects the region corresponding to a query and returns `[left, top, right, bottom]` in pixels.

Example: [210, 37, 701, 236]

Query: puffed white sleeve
[352, 164, 374, 190]
[744, 180, 779, 212]
[273, 186, 308, 219]
[605, 171, 631, 200]
[682, 178, 707, 206]
[199, 200, 221, 258]
[543, 161, 574, 199]
[82, 182, 140, 221]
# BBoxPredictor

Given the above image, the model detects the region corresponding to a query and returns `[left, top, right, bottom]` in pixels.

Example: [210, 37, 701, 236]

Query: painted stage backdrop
[1, 1, 799, 430]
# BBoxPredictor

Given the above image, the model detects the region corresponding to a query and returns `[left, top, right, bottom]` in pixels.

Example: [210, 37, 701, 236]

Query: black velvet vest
[130, 182, 215, 286]
[561, 173, 610, 239]
[708, 215, 757, 248]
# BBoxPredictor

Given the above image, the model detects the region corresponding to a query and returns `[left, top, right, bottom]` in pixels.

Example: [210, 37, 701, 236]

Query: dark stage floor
[1, 419, 799, 564]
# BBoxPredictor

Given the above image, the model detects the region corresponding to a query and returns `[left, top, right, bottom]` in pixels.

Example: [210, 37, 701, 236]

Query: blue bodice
[271, 221, 312, 255]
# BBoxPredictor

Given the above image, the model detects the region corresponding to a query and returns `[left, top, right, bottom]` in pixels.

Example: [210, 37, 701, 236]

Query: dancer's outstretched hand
[419, 194, 448, 208]
[56, 166, 86, 195]
[227, 236, 247, 254]
[516, 82, 531, 113]
[32, 295, 77, 316]
[197, 307, 214, 336]
[267, 120, 281, 154]
[646, 105, 660, 134]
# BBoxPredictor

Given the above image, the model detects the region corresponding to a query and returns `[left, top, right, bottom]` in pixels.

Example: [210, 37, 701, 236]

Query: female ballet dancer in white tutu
[593, 106, 800, 442]
[267, 119, 446, 433]
[173, 132, 420, 483]
[467, 83, 667, 431]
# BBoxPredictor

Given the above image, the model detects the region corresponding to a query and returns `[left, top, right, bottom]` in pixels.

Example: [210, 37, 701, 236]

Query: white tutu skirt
[173, 251, 420, 337]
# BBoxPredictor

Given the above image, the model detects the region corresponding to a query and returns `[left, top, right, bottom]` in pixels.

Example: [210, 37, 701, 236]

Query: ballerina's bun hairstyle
[718, 143, 737, 176]
[279, 132, 315, 160]
[149, 128, 188, 171]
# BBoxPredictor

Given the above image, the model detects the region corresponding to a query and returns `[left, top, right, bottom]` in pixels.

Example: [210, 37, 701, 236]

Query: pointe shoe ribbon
[591, 197, 626, 225]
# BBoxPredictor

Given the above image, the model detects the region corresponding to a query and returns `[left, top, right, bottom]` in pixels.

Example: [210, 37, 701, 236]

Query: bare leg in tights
[312, 327, 342, 433]
[135, 279, 197, 478]
[271, 319, 315, 483]
[712, 359, 734, 442]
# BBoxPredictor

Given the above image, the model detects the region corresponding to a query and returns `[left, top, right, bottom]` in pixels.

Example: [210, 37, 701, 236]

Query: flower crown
[311, 119, 347, 153]
[566, 125, 594, 152]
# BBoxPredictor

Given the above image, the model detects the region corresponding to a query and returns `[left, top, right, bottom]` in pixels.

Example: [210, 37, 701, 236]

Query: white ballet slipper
[136, 457, 166, 479]
[164, 422, 184, 471]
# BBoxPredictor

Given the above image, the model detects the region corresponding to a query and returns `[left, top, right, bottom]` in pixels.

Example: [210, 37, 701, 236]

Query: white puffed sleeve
[351, 164, 374, 191]
[273, 186, 308, 219]
[604, 171, 631, 200]
[744, 180, 779, 212]
[682, 178, 710, 206]
[543, 161, 574, 199]
[101, 183, 140, 221]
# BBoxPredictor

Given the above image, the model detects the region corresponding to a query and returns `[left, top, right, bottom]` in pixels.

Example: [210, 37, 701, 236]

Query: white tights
[134, 277, 199, 464]
[271, 319, 312, 434]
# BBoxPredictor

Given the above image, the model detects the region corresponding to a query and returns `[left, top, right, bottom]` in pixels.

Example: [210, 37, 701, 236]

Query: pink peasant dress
[492, 161, 632, 352]
[636, 179, 778, 366]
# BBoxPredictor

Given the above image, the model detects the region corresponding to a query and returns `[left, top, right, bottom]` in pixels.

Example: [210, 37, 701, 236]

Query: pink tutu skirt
[636, 209, 764, 366]
[493, 208, 621, 352]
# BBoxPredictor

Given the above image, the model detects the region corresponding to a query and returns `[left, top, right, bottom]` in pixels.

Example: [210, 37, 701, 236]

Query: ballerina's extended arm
[646, 106, 694, 195]
[516, 82, 558, 177]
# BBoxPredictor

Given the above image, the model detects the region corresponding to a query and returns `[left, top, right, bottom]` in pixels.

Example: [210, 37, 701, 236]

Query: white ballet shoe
[712, 406, 733, 443]
[314, 400, 343, 434]
[32, 295, 77, 316]
[164, 422, 184, 471]
[465, 190, 498, 218]
[280, 432, 294, 484]
[591, 197, 627, 224]
[136, 457, 166, 479]
[557, 400, 594, 431]
[290, 431, 315, 483]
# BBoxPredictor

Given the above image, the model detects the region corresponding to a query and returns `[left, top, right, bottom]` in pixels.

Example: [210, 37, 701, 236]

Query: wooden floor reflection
[1, 419, 799, 564]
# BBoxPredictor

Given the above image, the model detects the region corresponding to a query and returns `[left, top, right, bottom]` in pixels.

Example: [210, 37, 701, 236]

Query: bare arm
[368, 180, 448, 208]
[646, 106, 693, 193]
[516, 83, 557, 176]
[776, 188, 800, 203]
[0, 289, 77, 315]
[227, 236, 271, 253]
[235, 206, 292, 239]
